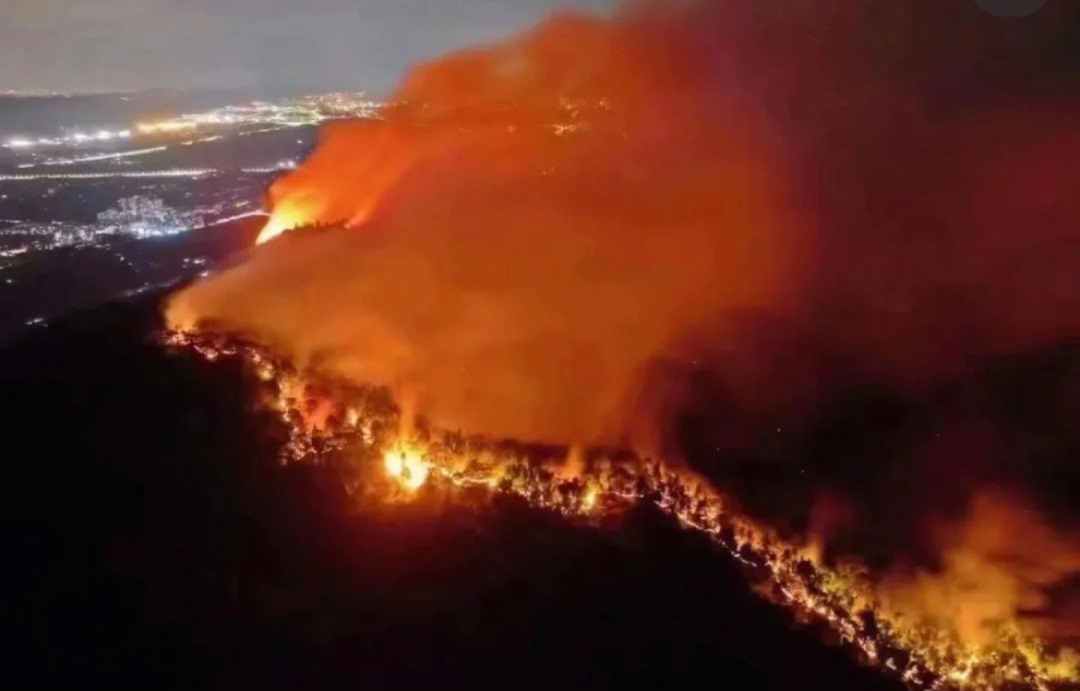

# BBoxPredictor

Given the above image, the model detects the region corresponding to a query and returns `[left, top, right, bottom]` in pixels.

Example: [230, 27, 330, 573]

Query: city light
[3, 128, 132, 150]
[2, 92, 377, 152]
[240, 160, 297, 174]
[97, 195, 206, 238]
[0, 196, 266, 261]
[0, 168, 217, 181]
[133, 92, 381, 135]
[36, 146, 168, 167]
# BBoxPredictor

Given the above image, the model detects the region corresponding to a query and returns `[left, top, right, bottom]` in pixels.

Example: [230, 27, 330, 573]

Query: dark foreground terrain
[1, 296, 907, 690]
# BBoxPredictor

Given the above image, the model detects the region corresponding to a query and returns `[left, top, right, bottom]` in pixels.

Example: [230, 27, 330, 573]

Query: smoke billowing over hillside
[166, 0, 1080, 664]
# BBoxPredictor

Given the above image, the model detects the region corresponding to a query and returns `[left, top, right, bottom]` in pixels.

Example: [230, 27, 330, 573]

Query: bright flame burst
[255, 214, 292, 245]
[383, 441, 431, 491]
[163, 330, 1080, 691]
[255, 200, 313, 244]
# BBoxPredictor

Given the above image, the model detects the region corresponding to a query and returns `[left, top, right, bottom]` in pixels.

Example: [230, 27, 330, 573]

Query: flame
[254, 215, 290, 245]
[256, 197, 319, 244]
[162, 330, 1080, 690]
[383, 441, 431, 491]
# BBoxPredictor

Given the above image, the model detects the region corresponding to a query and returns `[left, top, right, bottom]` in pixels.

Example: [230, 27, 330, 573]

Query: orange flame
[162, 330, 1080, 690]
[383, 440, 431, 491]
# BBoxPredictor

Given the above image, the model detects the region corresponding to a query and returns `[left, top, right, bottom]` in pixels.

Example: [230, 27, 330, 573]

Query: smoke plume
[168, 1, 1080, 445]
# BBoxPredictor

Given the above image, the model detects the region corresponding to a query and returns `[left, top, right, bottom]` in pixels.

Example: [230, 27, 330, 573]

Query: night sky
[3, 0, 618, 96]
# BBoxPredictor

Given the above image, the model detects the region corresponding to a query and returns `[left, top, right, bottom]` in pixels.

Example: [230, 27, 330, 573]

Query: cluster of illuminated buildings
[96, 195, 206, 238]
[0, 195, 235, 259]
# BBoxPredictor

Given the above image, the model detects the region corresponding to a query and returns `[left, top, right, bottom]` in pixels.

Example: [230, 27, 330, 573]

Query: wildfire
[162, 329, 1080, 691]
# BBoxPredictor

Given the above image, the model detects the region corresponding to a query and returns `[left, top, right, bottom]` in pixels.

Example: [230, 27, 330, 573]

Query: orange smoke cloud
[883, 487, 1080, 648]
[168, 2, 1080, 450]
[169, 6, 830, 445]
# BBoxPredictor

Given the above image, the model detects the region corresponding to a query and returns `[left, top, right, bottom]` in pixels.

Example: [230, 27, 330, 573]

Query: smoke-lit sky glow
[1, 0, 618, 95]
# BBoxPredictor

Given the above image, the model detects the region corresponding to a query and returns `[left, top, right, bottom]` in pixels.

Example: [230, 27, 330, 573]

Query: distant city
[0, 90, 381, 341]
[3, 92, 381, 150]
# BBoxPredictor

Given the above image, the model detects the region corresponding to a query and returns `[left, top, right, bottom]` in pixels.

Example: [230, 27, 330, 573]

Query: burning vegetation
[162, 1, 1080, 689]
[162, 329, 1079, 690]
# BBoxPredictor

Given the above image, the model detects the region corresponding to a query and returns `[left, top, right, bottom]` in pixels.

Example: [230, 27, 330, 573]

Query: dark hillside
[1, 297, 904, 690]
